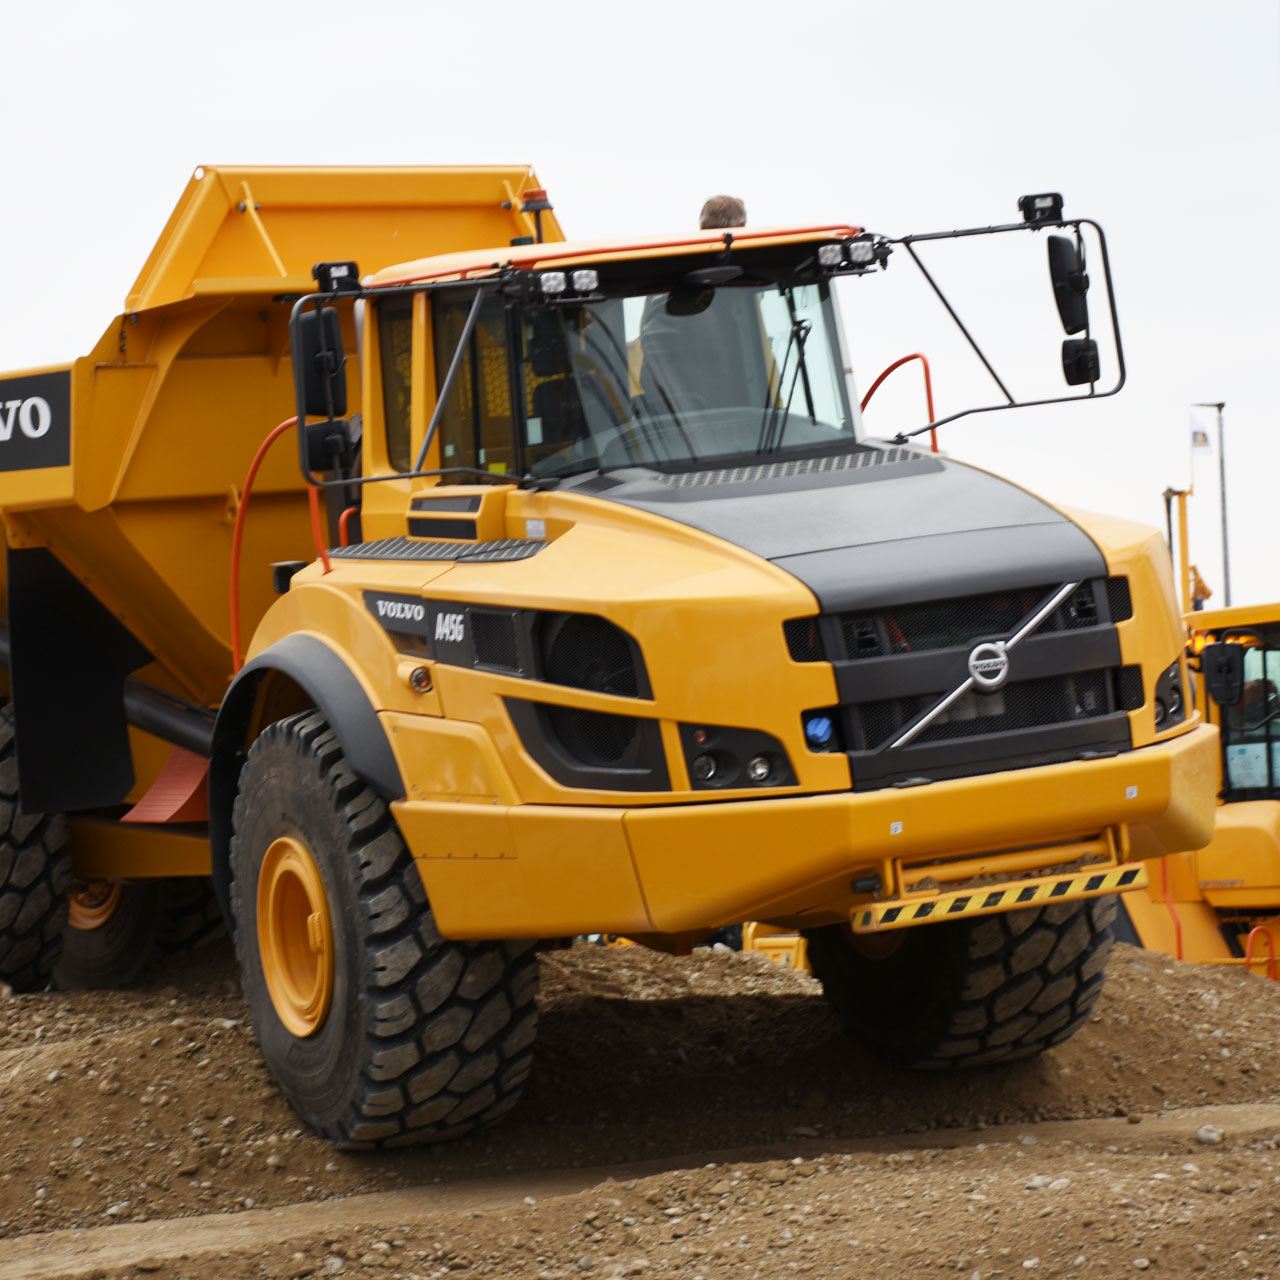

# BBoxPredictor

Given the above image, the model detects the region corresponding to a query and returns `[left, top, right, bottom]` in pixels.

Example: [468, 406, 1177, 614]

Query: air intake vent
[572, 473, 626, 494]
[784, 618, 823, 662]
[1106, 577, 1133, 622]
[471, 610, 521, 673]
[652, 447, 925, 488]
[1116, 665, 1145, 710]
[538, 613, 647, 698]
[545, 706, 638, 766]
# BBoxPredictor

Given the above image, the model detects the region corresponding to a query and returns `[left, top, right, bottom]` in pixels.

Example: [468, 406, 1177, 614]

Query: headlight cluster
[537, 268, 599, 296]
[679, 724, 797, 791]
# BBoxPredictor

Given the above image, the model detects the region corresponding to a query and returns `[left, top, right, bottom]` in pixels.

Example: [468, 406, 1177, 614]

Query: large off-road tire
[230, 710, 539, 1149]
[0, 707, 71, 992]
[54, 879, 166, 989]
[158, 876, 226, 955]
[803, 896, 1116, 1069]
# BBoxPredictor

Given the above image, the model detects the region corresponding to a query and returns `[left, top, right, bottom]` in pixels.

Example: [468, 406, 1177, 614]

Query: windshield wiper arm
[757, 317, 812, 454]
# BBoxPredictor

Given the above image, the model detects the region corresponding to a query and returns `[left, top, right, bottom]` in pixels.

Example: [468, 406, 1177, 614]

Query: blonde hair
[699, 195, 747, 229]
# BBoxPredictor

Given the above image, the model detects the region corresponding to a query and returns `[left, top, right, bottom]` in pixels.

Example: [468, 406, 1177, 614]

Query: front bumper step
[851, 863, 1148, 932]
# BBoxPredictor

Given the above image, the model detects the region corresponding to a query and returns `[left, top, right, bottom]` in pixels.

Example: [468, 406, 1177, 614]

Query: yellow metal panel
[1195, 800, 1280, 907]
[1118, 888, 1234, 962]
[127, 166, 564, 313]
[1061, 506, 1196, 751]
[393, 800, 652, 939]
[66, 817, 211, 879]
[380, 711, 517, 804]
[623, 726, 1219, 932]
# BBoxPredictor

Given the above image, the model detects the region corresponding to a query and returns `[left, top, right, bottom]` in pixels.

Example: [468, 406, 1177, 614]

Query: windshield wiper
[756, 316, 812, 454]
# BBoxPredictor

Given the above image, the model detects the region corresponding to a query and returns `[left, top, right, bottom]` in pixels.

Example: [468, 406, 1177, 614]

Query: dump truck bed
[0, 165, 562, 707]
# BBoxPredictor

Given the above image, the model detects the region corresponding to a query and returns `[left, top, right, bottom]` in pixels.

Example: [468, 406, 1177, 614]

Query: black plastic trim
[677, 723, 797, 789]
[209, 635, 405, 923]
[504, 697, 669, 792]
[409, 495, 482, 512]
[408, 516, 478, 540]
[849, 714, 1132, 790]
[833, 629, 1121, 704]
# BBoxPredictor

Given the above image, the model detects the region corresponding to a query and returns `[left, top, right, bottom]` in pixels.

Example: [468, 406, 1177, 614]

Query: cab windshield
[517, 280, 855, 479]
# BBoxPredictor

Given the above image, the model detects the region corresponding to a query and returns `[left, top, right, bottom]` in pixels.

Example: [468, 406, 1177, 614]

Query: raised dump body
[0, 166, 562, 810]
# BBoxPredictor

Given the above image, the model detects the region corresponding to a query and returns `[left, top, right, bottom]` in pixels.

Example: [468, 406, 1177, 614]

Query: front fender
[208, 634, 405, 924]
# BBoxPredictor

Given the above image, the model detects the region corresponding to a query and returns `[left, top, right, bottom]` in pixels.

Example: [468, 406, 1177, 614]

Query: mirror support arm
[902, 241, 1015, 405]
[414, 286, 489, 473]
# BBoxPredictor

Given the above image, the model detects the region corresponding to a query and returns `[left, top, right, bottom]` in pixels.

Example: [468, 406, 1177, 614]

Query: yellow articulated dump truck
[0, 168, 1219, 1147]
[1116, 602, 1280, 976]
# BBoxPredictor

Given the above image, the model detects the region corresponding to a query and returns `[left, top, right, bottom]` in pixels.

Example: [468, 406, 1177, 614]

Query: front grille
[798, 574, 1138, 790]
[835, 581, 1103, 660]
[784, 617, 823, 663]
[1117, 664, 1144, 710]
[1107, 576, 1133, 622]
[852, 671, 1115, 751]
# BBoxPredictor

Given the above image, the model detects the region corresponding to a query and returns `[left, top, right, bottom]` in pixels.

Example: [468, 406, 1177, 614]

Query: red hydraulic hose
[860, 353, 938, 452]
[230, 417, 334, 673]
[338, 505, 360, 547]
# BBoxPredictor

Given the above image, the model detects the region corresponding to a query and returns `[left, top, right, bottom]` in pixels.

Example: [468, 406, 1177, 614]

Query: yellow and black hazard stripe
[851, 864, 1147, 933]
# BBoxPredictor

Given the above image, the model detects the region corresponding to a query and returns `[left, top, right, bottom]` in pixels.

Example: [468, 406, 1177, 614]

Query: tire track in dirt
[7, 1102, 1280, 1280]
[4, 939, 1280, 1278]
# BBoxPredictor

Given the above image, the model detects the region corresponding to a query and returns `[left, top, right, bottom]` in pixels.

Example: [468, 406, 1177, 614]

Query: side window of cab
[378, 298, 414, 472]
[431, 292, 518, 476]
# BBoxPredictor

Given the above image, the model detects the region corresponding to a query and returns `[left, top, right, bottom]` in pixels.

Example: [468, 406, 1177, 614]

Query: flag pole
[1194, 401, 1229, 607]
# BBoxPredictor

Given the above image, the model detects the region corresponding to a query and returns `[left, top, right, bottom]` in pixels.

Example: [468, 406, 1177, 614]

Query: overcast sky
[4, 0, 1277, 605]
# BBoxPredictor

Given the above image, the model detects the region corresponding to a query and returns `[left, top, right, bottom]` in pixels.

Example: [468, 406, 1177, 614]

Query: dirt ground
[3, 936, 1280, 1279]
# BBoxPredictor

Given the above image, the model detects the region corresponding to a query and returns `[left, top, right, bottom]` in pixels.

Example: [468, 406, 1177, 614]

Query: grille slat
[853, 671, 1115, 752]
[830, 580, 1112, 660]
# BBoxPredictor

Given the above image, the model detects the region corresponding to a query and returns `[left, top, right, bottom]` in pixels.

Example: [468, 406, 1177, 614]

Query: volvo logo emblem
[968, 641, 1010, 690]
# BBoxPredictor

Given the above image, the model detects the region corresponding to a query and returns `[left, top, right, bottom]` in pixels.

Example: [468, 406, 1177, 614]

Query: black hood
[565, 445, 1106, 612]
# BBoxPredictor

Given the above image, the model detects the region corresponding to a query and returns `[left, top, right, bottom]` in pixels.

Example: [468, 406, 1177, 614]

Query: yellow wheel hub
[257, 836, 334, 1037]
[67, 881, 123, 931]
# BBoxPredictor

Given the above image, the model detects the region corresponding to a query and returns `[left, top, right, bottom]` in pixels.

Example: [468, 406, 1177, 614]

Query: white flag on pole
[1191, 414, 1212, 453]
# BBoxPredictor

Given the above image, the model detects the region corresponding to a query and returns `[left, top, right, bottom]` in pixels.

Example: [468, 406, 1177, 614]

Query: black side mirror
[294, 306, 348, 419]
[1062, 338, 1100, 386]
[1202, 642, 1245, 706]
[1047, 235, 1089, 335]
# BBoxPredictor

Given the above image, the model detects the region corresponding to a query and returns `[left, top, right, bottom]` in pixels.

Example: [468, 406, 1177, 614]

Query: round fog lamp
[1154, 696, 1168, 727]
[691, 753, 718, 782]
[747, 755, 773, 783]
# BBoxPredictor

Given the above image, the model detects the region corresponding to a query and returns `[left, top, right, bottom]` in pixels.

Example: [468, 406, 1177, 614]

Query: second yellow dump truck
[0, 168, 1219, 1146]
[1117, 601, 1280, 975]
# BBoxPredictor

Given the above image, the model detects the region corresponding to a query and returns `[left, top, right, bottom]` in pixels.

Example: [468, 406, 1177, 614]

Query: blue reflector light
[804, 714, 835, 750]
